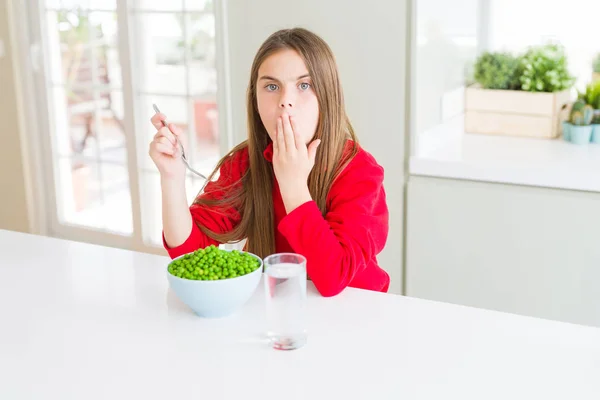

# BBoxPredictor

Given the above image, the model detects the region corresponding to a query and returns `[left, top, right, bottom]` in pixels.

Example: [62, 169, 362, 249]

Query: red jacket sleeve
[277, 149, 389, 297]
[162, 150, 247, 259]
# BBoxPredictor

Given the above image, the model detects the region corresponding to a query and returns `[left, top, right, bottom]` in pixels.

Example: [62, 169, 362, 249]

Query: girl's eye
[266, 84, 278, 91]
[299, 82, 311, 90]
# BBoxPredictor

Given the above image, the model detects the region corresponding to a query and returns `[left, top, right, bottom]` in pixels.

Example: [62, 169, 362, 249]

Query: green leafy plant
[473, 51, 521, 90]
[519, 44, 575, 92]
[569, 99, 595, 126]
[593, 53, 600, 74]
[578, 81, 600, 109]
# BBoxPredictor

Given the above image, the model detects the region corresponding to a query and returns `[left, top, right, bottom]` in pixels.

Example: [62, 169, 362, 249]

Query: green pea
[175, 247, 261, 280]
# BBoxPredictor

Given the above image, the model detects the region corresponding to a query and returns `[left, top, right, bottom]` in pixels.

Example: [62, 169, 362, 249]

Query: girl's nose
[279, 90, 295, 109]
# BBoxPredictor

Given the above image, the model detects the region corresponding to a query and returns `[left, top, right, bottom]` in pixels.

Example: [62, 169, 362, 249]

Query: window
[27, 0, 230, 252]
[413, 0, 600, 145]
[486, 0, 599, 92]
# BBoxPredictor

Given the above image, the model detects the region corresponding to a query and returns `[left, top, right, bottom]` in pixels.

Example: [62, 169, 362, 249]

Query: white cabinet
[406, 175, 600, 327]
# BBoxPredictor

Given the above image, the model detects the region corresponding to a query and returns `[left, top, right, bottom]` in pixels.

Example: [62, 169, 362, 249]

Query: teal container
[562, 121, 571, 141]
[569, 125, 593, 145]
[591, 124, 600, 144]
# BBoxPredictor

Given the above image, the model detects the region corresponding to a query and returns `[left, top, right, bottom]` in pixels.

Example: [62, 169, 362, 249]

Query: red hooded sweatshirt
[163, 141, 390, 297]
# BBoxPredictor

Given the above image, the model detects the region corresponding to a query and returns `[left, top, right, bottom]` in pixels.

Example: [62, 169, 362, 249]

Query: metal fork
[152, 104, 208, 180]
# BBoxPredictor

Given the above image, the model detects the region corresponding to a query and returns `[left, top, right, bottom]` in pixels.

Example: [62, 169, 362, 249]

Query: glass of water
[263, 253, 307, 350]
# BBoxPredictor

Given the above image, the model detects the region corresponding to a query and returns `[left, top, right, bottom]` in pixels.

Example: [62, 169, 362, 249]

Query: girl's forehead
[258, 49, 309, 78]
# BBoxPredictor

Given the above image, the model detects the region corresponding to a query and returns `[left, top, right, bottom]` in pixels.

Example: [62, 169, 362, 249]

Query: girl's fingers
[272, 119, 279, 154]
[168, 123, 181, 137]
[156, 136, 174, 148]
[276, 117, 284, 155]
[169, 123, 187, 149]
[289, 116, 303, 151]
[152, 141, 175, 156]
[154, 126, 177, 146]
[282, 114, 295, 153]
[150, 112, 167, 130]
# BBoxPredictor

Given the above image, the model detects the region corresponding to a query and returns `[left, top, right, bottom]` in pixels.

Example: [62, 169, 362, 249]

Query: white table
[1, 230, 599, 399]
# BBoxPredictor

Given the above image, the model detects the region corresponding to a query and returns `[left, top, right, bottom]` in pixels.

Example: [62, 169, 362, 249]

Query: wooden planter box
[465, 85, 572, 139]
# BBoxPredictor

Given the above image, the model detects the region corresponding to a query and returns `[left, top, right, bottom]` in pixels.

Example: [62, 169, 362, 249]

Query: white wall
[0, 0, 34, 233]
[224, 0, 409, 293]
[406, 175, 600, 327]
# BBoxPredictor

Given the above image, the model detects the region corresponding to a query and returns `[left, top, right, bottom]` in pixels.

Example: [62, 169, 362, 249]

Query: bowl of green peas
[167, 245, 263, 318]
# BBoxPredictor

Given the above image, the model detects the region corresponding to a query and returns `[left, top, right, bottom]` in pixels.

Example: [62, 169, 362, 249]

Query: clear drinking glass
[263, 253, 307, 350]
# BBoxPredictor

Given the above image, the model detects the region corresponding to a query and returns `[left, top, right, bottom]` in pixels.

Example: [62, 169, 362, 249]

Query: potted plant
[593, 53, 600, 83]
[593, 113, 600, 143]
[465, 44, 575, 139]
[564, 99, 594, 145]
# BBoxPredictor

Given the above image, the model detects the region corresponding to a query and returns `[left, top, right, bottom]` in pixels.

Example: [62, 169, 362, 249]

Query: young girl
[149, 28, 389, 297]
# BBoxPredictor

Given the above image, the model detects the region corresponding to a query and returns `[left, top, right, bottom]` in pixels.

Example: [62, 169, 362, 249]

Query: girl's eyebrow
[259, 74, 311, 83]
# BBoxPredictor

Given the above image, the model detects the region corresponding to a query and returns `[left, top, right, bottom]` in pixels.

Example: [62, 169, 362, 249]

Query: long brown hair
[193, 28, 359, 258]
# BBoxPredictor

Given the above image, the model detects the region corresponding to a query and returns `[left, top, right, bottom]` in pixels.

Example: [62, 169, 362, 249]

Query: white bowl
[167, 250, 263, 318]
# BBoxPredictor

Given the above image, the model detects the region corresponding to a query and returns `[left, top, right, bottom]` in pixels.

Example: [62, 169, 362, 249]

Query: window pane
[56, 159, 132, 235]
[57, 158, 101, 221]
[45, 0, 117, 10]
[140, 172, 199, 247]
[188, 13, 215, 62]
[415, 0, 478, 136]
[53, 88, 125, 162]
[188, 13, 217, 96]
[97, 90, 127, 164]
[45, 5, 131, 236]
[47, 9, 90, 85]
[133, 0, 184, 12]
[99, 163, 133, 235]
[89, 0, 116, 9]
[47, 10, 120, 87]
[488, 0, 600, 91]
[53, 87, 99, 158]
[190, 96, 220, 177]
[184, 0, 214, 12]
[90, 11, 121, 85]
[134, 13, 187, 95]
